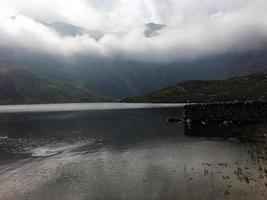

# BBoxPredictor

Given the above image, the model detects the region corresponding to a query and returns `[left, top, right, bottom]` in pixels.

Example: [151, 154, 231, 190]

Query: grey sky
[0, 0, 266, 62]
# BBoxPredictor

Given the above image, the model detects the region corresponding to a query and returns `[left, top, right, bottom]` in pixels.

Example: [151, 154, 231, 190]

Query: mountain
[0, 65, 108, 104]
[122, 74, 267, 103]
[50, 21, 166, 39]
[144, 23, 166, 37]
[50, 21, 105, 40]
[1, 46, 267, 104]
[1, 21, 267, 104]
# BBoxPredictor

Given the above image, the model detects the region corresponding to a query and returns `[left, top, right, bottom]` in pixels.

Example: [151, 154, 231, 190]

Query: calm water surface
[0, 103, 266, 200]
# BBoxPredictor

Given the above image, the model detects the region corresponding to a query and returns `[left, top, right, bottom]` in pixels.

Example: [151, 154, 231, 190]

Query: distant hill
[50, 21, 105, 40]
[1, 20, 267, 103]
[144, 23, 166, 37]
[50, 21, 166, 39]
[2, 46, 267, 101]
[122, 74, 267, 103]
[0, 65, 109, 104]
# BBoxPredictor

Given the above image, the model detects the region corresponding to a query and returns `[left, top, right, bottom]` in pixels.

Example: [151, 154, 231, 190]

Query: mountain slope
[123, 74, 267, 103]
[3, 47, 267, 100]
[0, 65, 108, 104]
[1, 21, 267, 102]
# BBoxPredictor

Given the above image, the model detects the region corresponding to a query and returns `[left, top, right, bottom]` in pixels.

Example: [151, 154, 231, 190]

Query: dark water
[0, 103, 266, 200]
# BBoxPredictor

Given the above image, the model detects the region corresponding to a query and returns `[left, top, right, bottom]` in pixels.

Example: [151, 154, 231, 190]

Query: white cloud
[0, 0, 266, 62]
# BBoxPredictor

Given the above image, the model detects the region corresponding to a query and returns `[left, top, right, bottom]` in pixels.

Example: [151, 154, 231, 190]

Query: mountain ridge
[1, 21, 267, 103]
[122, 73, 267, 103]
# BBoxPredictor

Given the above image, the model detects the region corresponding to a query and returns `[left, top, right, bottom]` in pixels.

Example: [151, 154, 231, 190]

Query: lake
[0, 103, 266, 200]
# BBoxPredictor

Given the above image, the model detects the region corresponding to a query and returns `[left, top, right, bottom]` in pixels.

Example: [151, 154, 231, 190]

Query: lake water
[0, 103, 266, 200]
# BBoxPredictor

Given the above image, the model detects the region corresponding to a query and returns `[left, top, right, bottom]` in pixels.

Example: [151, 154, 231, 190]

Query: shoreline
[183, 100, 267, 142]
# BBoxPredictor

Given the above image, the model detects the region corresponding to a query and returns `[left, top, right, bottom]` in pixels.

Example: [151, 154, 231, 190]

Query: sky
[0, 0, 267, 62]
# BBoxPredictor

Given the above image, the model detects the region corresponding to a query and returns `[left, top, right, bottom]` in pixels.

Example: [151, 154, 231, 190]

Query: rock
[167, 118, 182, 123]
[183, 100, 267, 141]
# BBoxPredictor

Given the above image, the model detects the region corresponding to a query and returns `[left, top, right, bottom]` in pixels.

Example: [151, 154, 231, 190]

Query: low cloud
[0, 0, 267, 63]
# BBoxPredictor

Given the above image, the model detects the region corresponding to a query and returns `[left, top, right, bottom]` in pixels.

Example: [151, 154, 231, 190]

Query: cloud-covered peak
[145, 23, 166, 37]
[0, 0, 267, 63]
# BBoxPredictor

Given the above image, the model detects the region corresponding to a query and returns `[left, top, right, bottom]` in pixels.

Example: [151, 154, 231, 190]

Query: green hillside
[123, 74, 267, 103]
[0, 65, 109, 104]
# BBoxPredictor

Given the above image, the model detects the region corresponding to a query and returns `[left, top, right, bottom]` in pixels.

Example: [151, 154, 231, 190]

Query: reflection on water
[0, 103, 266, 200]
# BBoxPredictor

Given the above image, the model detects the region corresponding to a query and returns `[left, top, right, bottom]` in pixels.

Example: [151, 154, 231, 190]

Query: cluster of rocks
[183, 100, 267, 141]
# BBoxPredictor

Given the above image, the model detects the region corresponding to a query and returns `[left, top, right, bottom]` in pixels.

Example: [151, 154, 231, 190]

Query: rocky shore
[183, 101, 267, 142]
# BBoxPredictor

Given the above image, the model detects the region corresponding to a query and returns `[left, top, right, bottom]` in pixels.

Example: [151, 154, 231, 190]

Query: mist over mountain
[144, 23, 166, 37]
[0, 0, 267, 104]
[1, 39, 267, 104]
[1, 0, 267, 62]
[49, 21, 105, 40]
